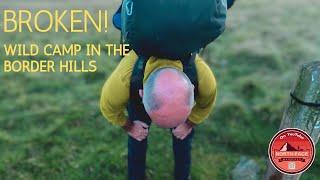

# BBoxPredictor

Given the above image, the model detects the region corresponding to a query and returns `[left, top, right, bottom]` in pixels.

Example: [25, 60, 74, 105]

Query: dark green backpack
[121, 0, 227, 59]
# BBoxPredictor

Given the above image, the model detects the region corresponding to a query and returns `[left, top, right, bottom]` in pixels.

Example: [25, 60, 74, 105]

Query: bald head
[142, 68, 194, 128]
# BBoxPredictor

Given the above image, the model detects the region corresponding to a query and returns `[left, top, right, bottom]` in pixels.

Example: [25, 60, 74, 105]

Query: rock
[232, 156, 260, 180]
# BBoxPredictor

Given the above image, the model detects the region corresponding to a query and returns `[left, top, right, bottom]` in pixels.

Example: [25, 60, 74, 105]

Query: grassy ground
[0, 0, 320, 179]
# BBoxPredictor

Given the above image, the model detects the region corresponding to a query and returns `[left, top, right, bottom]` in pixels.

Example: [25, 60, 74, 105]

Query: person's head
[140, 67, 194, 128]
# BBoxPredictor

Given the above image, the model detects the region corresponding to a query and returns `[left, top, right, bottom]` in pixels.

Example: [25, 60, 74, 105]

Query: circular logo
[268, 128, 315, 175]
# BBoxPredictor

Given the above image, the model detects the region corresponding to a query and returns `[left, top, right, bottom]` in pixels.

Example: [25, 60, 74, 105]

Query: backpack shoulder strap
[130, 55, 148, 101]
[182, 53, 199, 98]
[127, 55, 150, 121]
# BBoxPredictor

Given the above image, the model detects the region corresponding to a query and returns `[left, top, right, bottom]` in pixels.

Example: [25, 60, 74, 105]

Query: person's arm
[173, 56, 217, 140]
[100, 51, 149, 141]
[100, 51, 137, 127]
[100, 68, 130, 127]
[188, 56, 217, 125]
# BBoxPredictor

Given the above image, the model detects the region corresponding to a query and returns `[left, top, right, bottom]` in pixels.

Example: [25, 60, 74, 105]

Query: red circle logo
[268, 128, 315, 175]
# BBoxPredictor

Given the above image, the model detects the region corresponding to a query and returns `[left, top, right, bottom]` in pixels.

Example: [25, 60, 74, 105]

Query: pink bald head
[142, 68, 194, 128]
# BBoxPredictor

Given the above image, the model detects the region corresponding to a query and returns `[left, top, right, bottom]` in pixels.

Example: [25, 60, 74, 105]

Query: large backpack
[112, 1, 231, 120]
[119, 0, 228, 59]
[113, 0, 236, 32]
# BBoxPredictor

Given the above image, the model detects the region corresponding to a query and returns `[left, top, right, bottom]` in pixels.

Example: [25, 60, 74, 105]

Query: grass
[0, 0, 320, 179]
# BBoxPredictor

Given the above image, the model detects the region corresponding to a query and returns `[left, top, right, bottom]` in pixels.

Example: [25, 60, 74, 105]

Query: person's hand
[172, 122, 193, 140]
[126, 121, 149, 141]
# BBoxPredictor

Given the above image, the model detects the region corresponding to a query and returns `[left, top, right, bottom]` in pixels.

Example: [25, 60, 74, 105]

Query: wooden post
[264, 61, 320, 180]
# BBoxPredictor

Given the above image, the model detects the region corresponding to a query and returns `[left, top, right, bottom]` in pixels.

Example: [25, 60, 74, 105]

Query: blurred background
[0, 0, 319, 179]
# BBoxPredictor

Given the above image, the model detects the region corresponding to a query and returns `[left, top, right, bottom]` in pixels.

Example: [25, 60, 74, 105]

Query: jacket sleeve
[100, 52, 137, 126]
[188, 56, 217, 124]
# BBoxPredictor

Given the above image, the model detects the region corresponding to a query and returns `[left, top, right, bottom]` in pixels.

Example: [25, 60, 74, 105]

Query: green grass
[1, 0, 320, 179]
